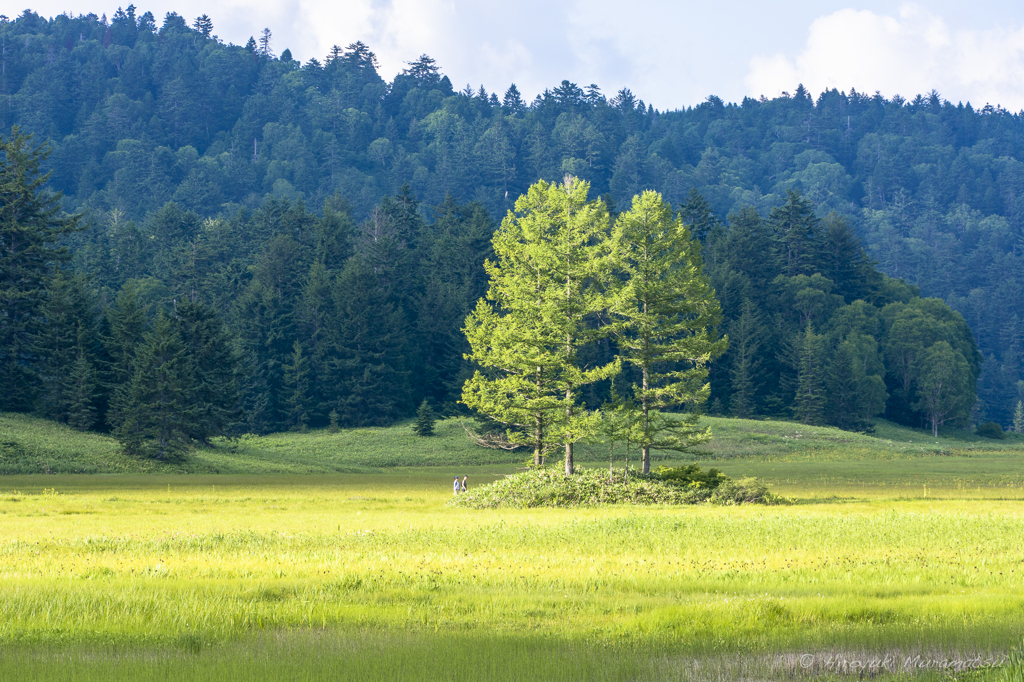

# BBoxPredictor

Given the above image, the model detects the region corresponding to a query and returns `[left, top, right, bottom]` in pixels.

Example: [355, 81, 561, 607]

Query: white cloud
[746, 3, 1024, 110]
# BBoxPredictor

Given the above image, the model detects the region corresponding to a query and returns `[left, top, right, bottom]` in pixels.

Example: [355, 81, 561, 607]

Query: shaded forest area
[0, 7, 1013, 450]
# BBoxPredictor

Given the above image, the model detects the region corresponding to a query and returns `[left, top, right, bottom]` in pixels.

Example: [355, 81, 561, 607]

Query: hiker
[461, 476, 468, 493]
[453, 476, 460, 496]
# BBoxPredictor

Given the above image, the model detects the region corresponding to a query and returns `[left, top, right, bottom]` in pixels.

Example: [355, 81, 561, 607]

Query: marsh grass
[3, 412, 1024, 679]
[1, 633, 1001, 681]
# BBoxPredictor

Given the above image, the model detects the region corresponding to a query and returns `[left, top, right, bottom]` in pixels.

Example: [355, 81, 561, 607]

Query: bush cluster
[449, 466, 783, 509]
[977, 421, 1005, 439]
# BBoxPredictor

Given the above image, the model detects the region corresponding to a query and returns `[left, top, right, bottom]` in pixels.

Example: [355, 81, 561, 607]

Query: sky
[19, 1, 1024, 111]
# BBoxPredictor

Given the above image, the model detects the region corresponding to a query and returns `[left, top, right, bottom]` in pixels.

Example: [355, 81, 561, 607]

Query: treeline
[3, 123, 981, 459]
[698, 190, 980, 435]
[3, 8, 1021, 423]
[0, 7, 1004, 442]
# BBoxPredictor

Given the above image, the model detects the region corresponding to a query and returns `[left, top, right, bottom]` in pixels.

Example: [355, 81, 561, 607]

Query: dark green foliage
[977, 421, 1005, 439]
[111, 313, 193, 459]
[0, 16, 1002, 437]
[281, 340, 311, 431]
[793, 321, 826, 425]
[171, 298, 242, 441]
[413, 399, 437, 437]
[653, 464, 727, 488]
[0, 127, 81, 411]
[66, 324, 99, 431]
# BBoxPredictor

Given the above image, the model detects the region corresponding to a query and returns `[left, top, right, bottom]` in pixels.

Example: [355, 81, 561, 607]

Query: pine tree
[192, 14, 212, 38]
[611, 190, 726, 473]
[824, 342, 862, 430]
[413, 399, 437, 436]
[35, 268, 97, 422]
[103, 282, 149, 430]
[771, 189, 819, 277]
[463, 178, 620, 473]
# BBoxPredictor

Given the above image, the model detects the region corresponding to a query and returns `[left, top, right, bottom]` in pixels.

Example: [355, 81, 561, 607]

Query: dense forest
[0, 7, 1014, 453]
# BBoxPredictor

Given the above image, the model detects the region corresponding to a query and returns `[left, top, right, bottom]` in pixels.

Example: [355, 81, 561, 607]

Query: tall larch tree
[611, 190, 726, 474]
[463, 177, 619, 473]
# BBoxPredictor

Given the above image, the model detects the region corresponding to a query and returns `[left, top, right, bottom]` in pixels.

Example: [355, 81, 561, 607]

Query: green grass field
[1, 413, 1022, 680]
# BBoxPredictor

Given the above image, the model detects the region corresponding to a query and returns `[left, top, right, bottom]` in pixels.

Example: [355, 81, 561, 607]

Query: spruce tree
[0, 127, 82, 411]
[67, 324, 99, 431]
[413, 399, 437, 436]
[793, 320, 826, 425]
[36, 269, 97, 422]
[610, 190, 726, 473]
[330, 257, 409, 426]
[173, 298, 241, 441]
[112, 313, 193, 459]
[281, 340, 310, 431]
[727, 299, 764, 419]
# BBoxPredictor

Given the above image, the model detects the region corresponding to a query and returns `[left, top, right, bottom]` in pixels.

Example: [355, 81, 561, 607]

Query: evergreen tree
[173, 298, 241, 441]
[771, 189, 819, 277]
[330, 257, 409, 426]
[112, 313, 193, 459]
[727, 298, 764, 418]
[793, 320, 826, 425]
[611, 190, 726, 473]
[1014, 400, 1024, 433]
[413, 399, 437, 436]
[35, 268, 97, 422]
[0, 127, 82, 411]
[67, 323, 99, 431]
[281, 340, 310, 430]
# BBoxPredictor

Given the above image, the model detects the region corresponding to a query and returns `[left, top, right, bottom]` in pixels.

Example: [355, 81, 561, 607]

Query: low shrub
[654, 464, 727, 488]
[450, 466, 784, 509]
[977, 421, 1006, 439]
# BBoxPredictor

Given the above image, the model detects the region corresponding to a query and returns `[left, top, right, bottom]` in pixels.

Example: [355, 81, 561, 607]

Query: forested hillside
[0, 7, 1016, 448]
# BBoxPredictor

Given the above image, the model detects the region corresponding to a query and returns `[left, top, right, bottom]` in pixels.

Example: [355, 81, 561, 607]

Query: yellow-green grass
[0, 474, 1022, 679]
[4, 410, 1024, 477]
[3, 412, 1024, 678]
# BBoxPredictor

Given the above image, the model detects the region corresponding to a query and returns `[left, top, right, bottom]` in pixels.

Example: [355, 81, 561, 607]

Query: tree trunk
[534, 411, 543, 466]
[642, 364, 650, 474]
[564, 392, 574, 475]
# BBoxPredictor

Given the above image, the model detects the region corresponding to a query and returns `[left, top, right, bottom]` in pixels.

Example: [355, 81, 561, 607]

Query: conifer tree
[67, 323, 99, 431]
[36, 269, 97, 422]
[727, 298, 764, 418]
[463, 178, 619, 473]
[413, 399, 437, 436]
[0, 127, 82, 411]
[330, 257, 409, 426]
[794, 320, 826, 425]
[610, 190, 726, 473]
[173, 298, 241, 441]
[112, 313, 193, 459]
[281, 340, 310, 430]
[1014, 400, 1024, 433]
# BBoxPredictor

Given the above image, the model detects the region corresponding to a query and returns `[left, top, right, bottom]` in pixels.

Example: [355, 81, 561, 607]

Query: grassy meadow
[1, 412, 1023, 679]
